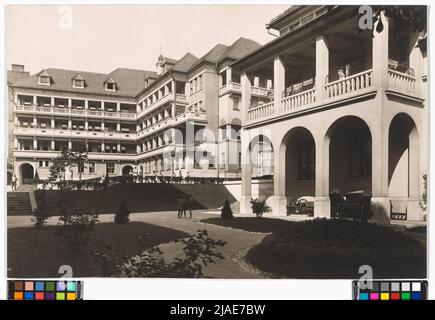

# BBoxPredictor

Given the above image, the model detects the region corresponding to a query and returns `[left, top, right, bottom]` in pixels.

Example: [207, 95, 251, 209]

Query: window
[105, 82, 116, 91]
[38, 76, 50, 85]
[298, 141, 315, 180]
[348, 138, 371, 178]
[238, 152, 242, 168]
[73, 79, 85, 88]
[198, 75, 203, 90]
[38, 160, 49, 168]
[88, 162, 95, 174]
[106, 162, 115, 174]
[233, 97, 240, 110]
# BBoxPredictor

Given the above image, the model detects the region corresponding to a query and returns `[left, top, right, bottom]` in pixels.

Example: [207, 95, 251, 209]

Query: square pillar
[409, 33, 424, 98]
[371, 124, 390, 223]
[68, 140, 72, 150]
[314, 135, 330, 218]
[116, 102, 120, 112]
[253, 76, 260, 88]
[51, 140, 55, 151]
[68, 119, 72, 129]
[315, 35, 329, 102]
[33, 138, 38, 150]
[51, 118, 55, 129]
[33, 96, 37, 106]
[241, 72, 252, 123]
[269, 145, 287, 216]
[273, 56, 285, 113]
[372, 10, 389, 89]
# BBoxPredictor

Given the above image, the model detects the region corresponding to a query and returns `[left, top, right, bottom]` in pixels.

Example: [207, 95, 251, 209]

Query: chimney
[11, 64, 25, 72]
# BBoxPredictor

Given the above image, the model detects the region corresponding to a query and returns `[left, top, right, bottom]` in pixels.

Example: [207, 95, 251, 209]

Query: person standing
[11, 173, 17, 191]
[185, 194, 192, 219]
[177, 195, 185, 219]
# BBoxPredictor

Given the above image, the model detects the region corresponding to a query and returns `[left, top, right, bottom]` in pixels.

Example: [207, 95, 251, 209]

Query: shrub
[250, 198, 271, 218]
[221, 200, 233, 219]
[114, 200, 130, 224]
[31, 189, 50, 228]
[56, 207, 99, 262]
[119, 229, 226, 278]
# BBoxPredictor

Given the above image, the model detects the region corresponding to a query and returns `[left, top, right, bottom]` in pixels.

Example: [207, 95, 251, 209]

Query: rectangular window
[298, 141, 315, 180]
[106, 162, 115, 174]
[233, 98, 240, 110]
[198, 75, 203, 90]
[105, 83, 116, 91]
[89, 161, 96, 174]
[38, 160, 49, 168]
[39, 76, 50, 85]
[73, 80, 84, 88]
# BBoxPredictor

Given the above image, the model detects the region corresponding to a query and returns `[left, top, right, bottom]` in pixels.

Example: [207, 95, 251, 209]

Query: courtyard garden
[246, 218, 426, 279]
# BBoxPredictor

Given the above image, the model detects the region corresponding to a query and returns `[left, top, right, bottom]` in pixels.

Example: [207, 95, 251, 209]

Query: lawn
[200, 217, 295, 233]
[247, 218, 427, 279]
[8, 221, 189, 278]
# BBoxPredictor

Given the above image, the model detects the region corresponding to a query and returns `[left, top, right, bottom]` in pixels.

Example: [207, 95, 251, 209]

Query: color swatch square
[412, 282, 421, 291]
[67, 292, 76, 300]
[359, 292, 369, 300]
[35, 281, 44, 291]
[402, 283, 410, 291]
[45, 282, 55, 291]
[412, 292, 422, 300]
[370, 292, 379, 300]
[56, 292, 66, 300]
[67, 281, 76, 291]
[391, 282, 400, 291]
[391, 292, 400, 300]
[401, 292, 411, 300]
[35, 292, 44, 300]
[25, 281, 34, 291]
[14, 292, 23, 300]
[57, 281, 66, 291]
[45, 292, 55, 300]
[14, 282, 23, 291]
[380, 292, 389, 300]
[24, 292, 34, 300]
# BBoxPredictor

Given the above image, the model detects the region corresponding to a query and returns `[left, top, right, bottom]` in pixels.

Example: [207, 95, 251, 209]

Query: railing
[14, 105, 136, 119]
[247, 101, 274, 121]
[325, 69, 373, 99]
[251, 86, 272, 96]
[175, 93, 187, 101]
[282, 88, 316, 111]
[388, 68, 416, 93]
[219, 82, 242, 95]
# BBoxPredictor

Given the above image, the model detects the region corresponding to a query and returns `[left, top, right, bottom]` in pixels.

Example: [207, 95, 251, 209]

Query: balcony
[219, 82, 242, 96]
[14, 127, 137, 141]
[14, 105, 137, 120]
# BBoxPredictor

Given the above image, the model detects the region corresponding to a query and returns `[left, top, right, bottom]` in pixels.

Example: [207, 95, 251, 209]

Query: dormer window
[38, 76, 51, 85]
[104, 78, 117, 92]
[72, 74, 85, 88]
[38, 70, 52, 86]
[73, 79, 85, 88]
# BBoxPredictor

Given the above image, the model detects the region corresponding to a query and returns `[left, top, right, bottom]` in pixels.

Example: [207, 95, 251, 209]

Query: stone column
[269, 144, 287, 216]
[68, 140, 72, 150]
[241, 72, 252, 123]
[51, 140, 55, 151]
[371, 123, 390, 223]
[314, 134, 331, 218]
[33, 138, 38, 150]
[372, 10, 389, 89]
[315, 35, 329, 102]
[273, 56, 285, 114]
[409, 33, 424, 98]
[407, 127, 422, 220]
[51, 118, 55, 129]
[33, 96, 37, 106]
[253, 76, 260, 88]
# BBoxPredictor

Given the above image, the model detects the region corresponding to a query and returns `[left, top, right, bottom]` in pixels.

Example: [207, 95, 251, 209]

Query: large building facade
[232, 6, 427, 222]
[8, 38, 260, 185]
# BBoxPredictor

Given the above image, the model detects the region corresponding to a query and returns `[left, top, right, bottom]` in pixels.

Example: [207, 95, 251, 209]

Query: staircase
[7, 192, 34, 216]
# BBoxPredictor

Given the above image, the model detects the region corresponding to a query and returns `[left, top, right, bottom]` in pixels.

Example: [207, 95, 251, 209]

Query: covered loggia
[327, 116, 372, 197]
[280, 127, 316, 201]
[388, 113, 420, 220]
[248, 135, 274, 201]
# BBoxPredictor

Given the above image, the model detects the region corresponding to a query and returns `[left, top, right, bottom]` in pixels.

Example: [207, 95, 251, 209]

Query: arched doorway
[327, 116, 372, 209]
[248, 135, 274, 201]
[388, 113, 420, 220]
[280, 127, 316, 202]
[20, 163, 34, 184]
[122, 165, 133, 176]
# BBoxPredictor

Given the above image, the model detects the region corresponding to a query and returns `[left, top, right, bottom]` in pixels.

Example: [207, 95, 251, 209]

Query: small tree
[114, 200, 130, 224]
[221, 200, 233, 219]
[56, 205, 99, 263]
[250, 198, 271, 218]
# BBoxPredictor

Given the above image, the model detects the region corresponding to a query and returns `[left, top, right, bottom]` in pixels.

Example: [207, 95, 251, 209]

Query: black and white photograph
[4, 3, 428, 284]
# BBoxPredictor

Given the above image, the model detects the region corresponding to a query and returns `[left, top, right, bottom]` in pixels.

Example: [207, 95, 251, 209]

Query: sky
[5, 4, 289, 75]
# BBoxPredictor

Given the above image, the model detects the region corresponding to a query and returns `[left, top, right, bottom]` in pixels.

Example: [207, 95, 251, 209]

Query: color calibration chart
[353, 280, 427, 300]
[8, 280, 83, 300]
